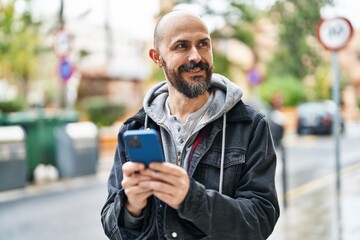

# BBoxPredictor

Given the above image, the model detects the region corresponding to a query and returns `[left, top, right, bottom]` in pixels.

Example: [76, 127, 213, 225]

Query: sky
[26, 0, 360, 40]
[322, 0, 360, 30]
[253, 0, 360, 30]
[29, 0, 160, 40]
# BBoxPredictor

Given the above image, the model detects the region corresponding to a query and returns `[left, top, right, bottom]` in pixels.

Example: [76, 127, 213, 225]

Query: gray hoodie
[143, 74, 243, 189]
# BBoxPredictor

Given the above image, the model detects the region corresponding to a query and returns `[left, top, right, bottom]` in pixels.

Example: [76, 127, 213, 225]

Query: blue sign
[59, 58, 74, 82]
[247, 68, 262, 86]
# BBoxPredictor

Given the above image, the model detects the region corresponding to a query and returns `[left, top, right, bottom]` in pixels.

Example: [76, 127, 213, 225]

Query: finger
[124, 185, 153, 197]
[140, 169, 179, 185]
[152, 191, 176, 206]
[141, 167, 189, 190]
[148, 162, 187, 177]
[122, 161, 146, 176]
[121, 174, 153, 189]
[153, 187, 187, 210]
[138, 179, 189, 210]
[138, 180, 176, 195]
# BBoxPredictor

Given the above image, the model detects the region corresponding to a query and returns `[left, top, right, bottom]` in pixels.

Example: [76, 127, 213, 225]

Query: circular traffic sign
[54, 29, 72, 57]
[317, 17, 353, 51]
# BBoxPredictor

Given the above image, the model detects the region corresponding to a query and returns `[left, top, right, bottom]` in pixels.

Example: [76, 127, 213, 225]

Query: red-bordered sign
[317, 17, 353, 51]
[53, 28, 72, 57]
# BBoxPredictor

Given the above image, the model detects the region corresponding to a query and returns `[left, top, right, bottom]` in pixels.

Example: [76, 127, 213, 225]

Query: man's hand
[121, 162, 153, 217]
[139, 162, 190, 210]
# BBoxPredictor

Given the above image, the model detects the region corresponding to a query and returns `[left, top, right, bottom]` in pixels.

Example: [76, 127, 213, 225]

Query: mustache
[178, 61, 210, 72]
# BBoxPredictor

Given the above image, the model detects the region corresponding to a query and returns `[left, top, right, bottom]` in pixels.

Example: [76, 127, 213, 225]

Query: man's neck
[167, 88, 211, 124]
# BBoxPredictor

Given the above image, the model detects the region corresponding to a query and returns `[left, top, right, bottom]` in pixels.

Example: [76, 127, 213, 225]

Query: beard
[163, 60, 213, 99]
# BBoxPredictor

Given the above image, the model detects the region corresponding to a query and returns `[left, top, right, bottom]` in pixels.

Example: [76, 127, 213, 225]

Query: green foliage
[212, 50, 231, 77]
[232, 27, 255, 48]
[267, 0, 332, 79]
[260, 75, 306, 107]
[0, 99, 25, 113]
[79, 97, 126, 127]
[313, 65, 331, 100]
[149, 65, 165, 82]
[175, 0, 258, 52]
[0, 0, 43, 98]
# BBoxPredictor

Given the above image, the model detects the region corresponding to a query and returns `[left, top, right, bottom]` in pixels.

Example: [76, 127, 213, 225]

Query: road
[0, 175, 109, 240]
[0, 122, 359, 240]
[282, 122, 360, 189]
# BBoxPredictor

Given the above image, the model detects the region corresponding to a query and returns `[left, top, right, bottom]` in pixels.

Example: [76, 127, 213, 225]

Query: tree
[0, 0, 43, 103]
[174, 0, 261, 75]
[266, 0, 332, 80]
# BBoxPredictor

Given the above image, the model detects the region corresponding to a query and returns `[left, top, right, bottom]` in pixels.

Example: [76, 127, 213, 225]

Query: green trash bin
[3, 111, 40, 179]
[2, 110, 79, 180]
[37, 110, 79, 166]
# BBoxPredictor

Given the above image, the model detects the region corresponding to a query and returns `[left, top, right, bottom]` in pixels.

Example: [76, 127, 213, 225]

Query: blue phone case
[123, 129, 165, 165]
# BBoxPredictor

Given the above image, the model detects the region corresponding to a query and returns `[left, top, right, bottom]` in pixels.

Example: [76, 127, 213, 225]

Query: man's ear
[149, 49, 163, 67]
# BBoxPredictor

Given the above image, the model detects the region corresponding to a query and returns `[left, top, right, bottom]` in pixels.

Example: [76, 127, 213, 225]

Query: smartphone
[123, 129, 165, 166]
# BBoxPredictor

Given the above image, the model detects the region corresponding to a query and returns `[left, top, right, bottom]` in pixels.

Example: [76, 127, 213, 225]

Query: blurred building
[64, 0, 158, 111]
[339, 30, 360, 120]
[30, 0, 159, 111]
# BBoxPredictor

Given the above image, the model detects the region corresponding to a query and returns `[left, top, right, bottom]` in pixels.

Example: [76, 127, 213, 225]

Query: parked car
[296, 101, 345, 135]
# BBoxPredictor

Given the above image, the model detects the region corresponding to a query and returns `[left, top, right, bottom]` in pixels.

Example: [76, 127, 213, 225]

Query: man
[101, 10, 279, 240]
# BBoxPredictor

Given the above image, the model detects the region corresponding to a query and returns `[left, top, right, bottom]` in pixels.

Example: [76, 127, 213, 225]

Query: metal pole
[331, 51, 342, 240]
[105, 0, 113, 65]
[331, 51, 341, 199]
[59, 0, 66, 109]
[59, 0, 64, 27]
[281, 142, 287, 209]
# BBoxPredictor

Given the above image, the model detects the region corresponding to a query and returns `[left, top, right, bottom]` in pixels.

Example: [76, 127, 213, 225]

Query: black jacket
[101, 100, 280, 239]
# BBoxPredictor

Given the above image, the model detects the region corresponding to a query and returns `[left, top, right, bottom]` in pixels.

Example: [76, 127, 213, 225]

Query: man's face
[157, 14, 214, 98]
[163, 59, 212, 98]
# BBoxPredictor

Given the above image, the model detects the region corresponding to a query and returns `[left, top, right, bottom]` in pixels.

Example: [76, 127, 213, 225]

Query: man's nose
[187, 47, 202, 63]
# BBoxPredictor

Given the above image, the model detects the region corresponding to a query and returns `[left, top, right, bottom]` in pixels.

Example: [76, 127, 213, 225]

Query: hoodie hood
[143, 73, 243, 125]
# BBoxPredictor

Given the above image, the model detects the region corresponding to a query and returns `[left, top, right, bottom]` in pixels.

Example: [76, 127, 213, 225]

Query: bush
[260, 75, 306, 107]
[79, 97, 126, 127]
[0, 99, 25, 113]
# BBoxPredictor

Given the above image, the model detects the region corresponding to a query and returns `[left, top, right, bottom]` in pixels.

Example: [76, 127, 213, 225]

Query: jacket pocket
[193, 147, 245, 197]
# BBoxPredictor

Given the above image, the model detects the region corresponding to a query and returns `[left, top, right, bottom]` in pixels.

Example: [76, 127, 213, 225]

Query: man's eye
[199, 41, 209, 47]
[176, 43, 186, 49]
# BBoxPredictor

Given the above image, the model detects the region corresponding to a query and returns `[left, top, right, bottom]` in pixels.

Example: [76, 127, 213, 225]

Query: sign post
[53, 28, 73, 108]
[317, 16, 353, 240]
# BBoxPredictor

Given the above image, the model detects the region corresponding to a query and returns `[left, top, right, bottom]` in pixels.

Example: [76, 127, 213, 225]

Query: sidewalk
[1, 145, 360, 240]
[270, 162, 360, 240]
[0, 164, 111, 207]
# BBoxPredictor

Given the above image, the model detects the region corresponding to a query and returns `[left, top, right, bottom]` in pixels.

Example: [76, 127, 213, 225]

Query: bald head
[153, 10, 209, 50]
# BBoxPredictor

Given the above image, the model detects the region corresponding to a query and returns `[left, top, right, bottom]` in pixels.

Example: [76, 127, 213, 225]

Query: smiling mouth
[186, 67, 202, 73]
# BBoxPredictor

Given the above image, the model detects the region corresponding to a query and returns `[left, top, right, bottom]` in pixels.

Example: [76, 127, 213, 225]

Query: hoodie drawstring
[219, 113, 226, 194]
[144, 114, 149, 129]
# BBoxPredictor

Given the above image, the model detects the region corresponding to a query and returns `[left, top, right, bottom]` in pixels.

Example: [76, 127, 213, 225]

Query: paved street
[270, 162, 360, 240]
[0, 173, 109, 240]
[0, 122, 360, 240]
